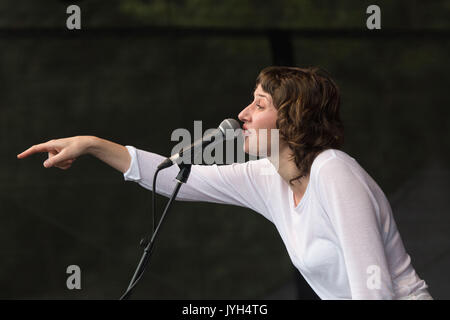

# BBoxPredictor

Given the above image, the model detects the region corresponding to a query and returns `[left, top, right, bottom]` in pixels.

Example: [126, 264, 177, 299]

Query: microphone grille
[219, 118, 240, 131]
[218, 119, 241, 140]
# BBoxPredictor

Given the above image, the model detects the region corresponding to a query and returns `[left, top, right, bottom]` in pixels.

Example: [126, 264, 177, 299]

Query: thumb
[44, 151, 67, 168]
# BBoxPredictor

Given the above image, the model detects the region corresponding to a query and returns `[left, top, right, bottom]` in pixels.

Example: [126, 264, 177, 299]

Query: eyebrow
[254, 92, 270, 100]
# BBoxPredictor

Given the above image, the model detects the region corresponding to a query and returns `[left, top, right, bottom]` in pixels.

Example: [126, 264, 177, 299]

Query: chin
[243, 139, 271, 157]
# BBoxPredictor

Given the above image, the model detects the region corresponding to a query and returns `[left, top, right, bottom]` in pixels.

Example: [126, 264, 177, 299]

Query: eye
[256, 104, 263, 109]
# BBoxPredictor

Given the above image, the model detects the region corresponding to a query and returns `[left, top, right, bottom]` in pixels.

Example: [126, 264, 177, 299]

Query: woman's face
[238, 84, 279, 156]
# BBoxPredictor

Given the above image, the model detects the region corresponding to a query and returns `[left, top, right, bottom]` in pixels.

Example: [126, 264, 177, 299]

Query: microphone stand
[119, 163, 192, 300]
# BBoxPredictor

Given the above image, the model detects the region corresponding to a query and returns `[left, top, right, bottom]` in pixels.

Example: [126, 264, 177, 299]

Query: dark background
[1, 0, 449, 299]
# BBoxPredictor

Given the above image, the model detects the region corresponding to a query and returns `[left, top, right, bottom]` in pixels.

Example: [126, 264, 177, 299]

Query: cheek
[255, 112, 278, 129]
[267, 109, 278, 129]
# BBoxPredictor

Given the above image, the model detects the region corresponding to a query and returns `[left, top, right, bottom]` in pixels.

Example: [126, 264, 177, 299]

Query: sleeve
[315, 158, 395, 299]
[123, 145, 274, 223]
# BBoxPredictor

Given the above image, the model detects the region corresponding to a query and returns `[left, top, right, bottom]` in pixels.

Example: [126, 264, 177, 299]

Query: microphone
[157, 118, 241, 170]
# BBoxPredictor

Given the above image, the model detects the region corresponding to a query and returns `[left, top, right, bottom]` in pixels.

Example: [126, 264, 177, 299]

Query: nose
[238, 103, 252, 123]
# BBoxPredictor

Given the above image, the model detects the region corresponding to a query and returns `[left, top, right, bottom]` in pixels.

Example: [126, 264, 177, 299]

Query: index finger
[17, 141, 55, 159]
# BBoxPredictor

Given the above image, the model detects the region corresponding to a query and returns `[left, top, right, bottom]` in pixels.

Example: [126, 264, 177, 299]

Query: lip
[241, 124, 251, 136]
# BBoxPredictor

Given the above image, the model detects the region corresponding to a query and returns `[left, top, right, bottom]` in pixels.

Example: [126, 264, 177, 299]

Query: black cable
[120, 164, 191, 300]
[120, 167, 162, 300]
[152, 167, 160, 234]
[138, 167, 161, 247]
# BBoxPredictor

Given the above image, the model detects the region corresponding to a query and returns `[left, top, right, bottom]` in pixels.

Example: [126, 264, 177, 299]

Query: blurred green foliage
[0, 0, 449, 28]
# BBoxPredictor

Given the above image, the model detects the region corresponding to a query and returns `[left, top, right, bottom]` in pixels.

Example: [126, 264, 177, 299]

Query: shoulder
[311, 150, 381, 213]
[311, 149, 356, 175]
[311, 149, 363, 188]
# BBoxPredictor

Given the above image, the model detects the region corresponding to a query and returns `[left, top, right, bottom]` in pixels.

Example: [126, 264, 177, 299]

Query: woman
[17, 66, 432, 300]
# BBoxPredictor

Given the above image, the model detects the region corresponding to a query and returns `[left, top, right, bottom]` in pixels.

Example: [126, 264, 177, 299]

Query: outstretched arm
[17, 136, 274, 222]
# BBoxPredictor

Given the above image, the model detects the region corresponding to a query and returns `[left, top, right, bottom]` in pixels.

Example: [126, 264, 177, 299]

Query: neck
[268, 144, 310, 203]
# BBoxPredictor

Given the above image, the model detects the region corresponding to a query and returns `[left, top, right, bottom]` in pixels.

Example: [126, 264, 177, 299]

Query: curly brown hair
[255, 66, 345, 185]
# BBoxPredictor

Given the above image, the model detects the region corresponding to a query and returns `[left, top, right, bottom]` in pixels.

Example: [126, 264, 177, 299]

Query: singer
[17, 66, 433, 300]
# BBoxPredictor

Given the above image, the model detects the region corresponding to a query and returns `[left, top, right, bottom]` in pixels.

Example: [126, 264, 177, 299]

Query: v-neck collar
[288, 179, 311, 211]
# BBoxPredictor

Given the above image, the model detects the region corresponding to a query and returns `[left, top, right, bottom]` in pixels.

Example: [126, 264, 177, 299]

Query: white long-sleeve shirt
[123, 146, 432, 300]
